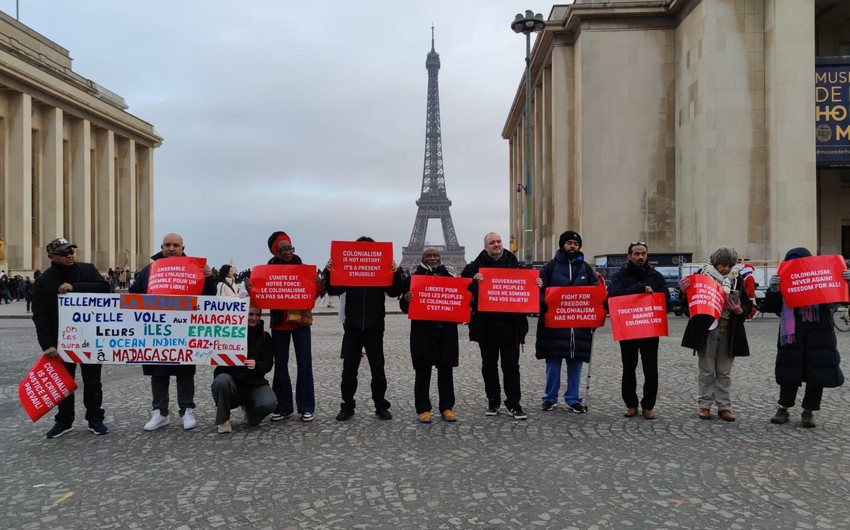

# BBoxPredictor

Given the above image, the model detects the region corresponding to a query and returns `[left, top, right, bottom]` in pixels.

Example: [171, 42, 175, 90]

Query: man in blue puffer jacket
[536, 231, 599, 413]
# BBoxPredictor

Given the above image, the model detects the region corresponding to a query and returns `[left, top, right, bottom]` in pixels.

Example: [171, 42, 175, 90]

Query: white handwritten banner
[57, 293, 247, 366]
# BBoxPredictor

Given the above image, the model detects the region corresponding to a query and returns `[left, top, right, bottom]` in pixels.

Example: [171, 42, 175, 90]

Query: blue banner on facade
[816, 63, 850, 167]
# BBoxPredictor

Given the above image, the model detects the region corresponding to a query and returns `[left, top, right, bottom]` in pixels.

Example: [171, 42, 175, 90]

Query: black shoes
[770, 407, 790, 424]
[801, 410, 816, 428]
[540, 401, 555, 412]
[46, 422, 72, 439]
[336, 409, 355, 422]
[506, 406, 528, 420]
[375, 409, 393, 421]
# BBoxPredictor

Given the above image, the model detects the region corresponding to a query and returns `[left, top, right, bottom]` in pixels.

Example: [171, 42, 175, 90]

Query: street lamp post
[512, 10, 545, 266]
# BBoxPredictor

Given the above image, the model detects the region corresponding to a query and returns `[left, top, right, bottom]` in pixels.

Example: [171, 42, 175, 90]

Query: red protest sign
[249, 264, 317, 309]
[684, 275, 726, 319]
[19, 356, 78, 422]
[408, 275, 472, 323]
[608, 293, 668, 341]
[477, 268, 539, 313]
[147, 257, 207, 295]
[329, 241, 394, 287]
[777, 254, 849, 307]
[543, 285, 607, 328]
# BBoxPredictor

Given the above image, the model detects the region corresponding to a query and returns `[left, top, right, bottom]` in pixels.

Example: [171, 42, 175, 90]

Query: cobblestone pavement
[1, 308, 849, 529]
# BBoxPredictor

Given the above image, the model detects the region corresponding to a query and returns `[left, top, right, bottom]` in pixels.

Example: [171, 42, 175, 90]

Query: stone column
[8, 91, 32, 271]
[117, 138, 137, 271]
[40, 107, 63, 272]
[69, 117, 92, 262]
[94, 128, 116, 269]
[136, 144, 154, 269]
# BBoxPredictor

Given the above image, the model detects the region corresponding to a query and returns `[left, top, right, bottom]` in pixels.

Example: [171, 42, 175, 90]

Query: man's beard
[565, 250, 578, 261]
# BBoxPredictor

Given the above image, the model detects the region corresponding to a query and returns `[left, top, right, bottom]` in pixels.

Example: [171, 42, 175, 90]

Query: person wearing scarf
[680, 247, 751, 421]
[215, 264, 241, 298]
[399, 247, 459, 423]
[761, 247, 847, 428]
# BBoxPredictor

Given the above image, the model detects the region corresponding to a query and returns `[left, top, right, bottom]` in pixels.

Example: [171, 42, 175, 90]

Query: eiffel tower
[401, 28, 466, 274]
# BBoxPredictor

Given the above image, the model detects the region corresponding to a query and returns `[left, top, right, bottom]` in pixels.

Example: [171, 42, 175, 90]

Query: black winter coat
[213, 319, 274, 387]
[681, 274, 751, 357]
[130, 251, 217, 377]
[461, 249, 529, 344]
[324, 267, 404, 332]
[32, 262, 109, 350]
[761, 290, 844, 388]
[400, 264, 460, 369]
[535, 250, 598, 362]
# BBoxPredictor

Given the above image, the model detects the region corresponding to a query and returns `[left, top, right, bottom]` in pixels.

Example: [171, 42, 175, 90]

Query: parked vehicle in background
[832, 303, 850, 332]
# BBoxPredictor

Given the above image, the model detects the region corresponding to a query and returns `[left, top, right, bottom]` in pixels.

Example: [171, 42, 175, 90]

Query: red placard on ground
[777, 254, 849, 307]
[329, 241, 394, 287]
[408, 275, 472, 323]
[147, 257, 207, 295]
[543, 285, 607, 328]
[684, 275, 726, 320]
[608, 293, 669, 341]
[477, 268, 539, 313]
[19, 356, 78, 422]
[250, 264, 317, 310]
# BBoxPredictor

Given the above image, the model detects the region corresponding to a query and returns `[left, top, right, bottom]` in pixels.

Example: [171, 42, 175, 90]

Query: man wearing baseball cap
[32, 238, 110, 438]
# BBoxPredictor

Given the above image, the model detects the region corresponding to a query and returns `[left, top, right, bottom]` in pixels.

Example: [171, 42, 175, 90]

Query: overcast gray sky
[5, 0, 559, 271]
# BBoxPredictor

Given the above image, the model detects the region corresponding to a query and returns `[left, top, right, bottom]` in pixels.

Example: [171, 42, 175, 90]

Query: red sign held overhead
[477, 268, 539, 313]
[777, 254, 849, 308]
[684, 275, 726, 320]
[407, 275, 472, 323]
[147, 257, 207, 295]
[608, 293, 669, 341]
[19, 356, 78, 422]
[250, 264, 317, 310]
[329, 241, 394, 287]
[543, 285, 607, 328]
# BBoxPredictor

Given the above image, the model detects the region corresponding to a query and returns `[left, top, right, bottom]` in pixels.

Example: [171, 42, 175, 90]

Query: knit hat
[709, 247, 739, 267]
[559, 230, 582, 249]
[267, 231, 292, 254]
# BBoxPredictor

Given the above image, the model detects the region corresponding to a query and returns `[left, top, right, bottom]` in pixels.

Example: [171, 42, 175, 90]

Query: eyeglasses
[51, 250, 75, 257]
[277, 246, 295, 253]
[630, 241, 646, 247]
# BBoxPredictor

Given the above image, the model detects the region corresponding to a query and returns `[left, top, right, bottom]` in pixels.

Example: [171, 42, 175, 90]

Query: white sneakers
[144, 410, 169, 431]
[182, 408, 196, 430]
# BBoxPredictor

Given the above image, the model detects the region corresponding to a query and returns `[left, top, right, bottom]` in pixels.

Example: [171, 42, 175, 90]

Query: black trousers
[55, 362, 104, 425]
[211, 374, 277, 425]
[478, 325, 521, 409]
[151, 374, 195, 416]
[778, 384, 824, 411]
[414, 366, 455, 414]
[620, 337, 659, 410]
[340, 329, 390, 411]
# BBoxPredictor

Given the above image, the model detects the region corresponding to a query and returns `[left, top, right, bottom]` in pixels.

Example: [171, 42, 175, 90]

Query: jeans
[478, 324, 521, 409]
[542, 358, 583, 405]
[55, 362, 104, 425]
[151, 374, 195, 415]
[211, 374, 277, 425]
[340, 329, 389, 411]
[620, 337, 659, 410]
[272, 327, 315, 415]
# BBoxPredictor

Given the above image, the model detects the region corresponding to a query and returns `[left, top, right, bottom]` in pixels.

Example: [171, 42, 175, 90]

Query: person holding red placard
[32, 238, 110, 438]
[130, 233, 216, 431]
[461, 232, 530, 420]
[607, 242, 669, 420]
[324, 236, 404, 422]
[762, 247, 847, 428]
[680, 247, 751, 421]
[536, 231, 599, 414]
[399, 247, 460, 423]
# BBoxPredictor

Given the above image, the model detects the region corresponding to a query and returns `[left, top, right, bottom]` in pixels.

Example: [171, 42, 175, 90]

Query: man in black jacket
[324, 237, 404, 421]
[210, 305, 277, 433]
[130, 233, 216, 431]
[607, 242, 670, 420]
[461, 232, 530, 420]
[32, 238, 110, 438]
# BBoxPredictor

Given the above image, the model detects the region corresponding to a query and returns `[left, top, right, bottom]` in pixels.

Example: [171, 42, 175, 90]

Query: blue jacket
[535, 250, 597, 362]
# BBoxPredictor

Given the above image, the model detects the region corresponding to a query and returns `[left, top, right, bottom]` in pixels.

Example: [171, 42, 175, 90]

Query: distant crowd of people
[27, 230, 847, 439]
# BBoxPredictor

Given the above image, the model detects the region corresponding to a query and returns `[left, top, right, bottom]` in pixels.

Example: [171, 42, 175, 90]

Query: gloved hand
[843, 269, 850, 282]
[769, 274, 781, 292]
[679, 276, 691, 291]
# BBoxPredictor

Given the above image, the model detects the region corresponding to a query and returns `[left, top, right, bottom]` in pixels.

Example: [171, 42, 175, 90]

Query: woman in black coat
[762, 247, 846, 428]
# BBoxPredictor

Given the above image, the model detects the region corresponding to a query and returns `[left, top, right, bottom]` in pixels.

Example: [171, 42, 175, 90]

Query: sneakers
[88, 420, 109, 435]
[418, 411, 433, 423]
[506, 406, 528, 420]
[46, 422, 72, 439]
[217, 420, 232, 434]
[270, 413, 285, 421]
[698, 408, 711, 420]
[375, 409, 393, 421]
[568, 402, 588, 414]
[144, 410, 169, 431]
[182, 408, 196, 430]
[485, 406, 500, 416]
[770, 407, 790, 424]
[441, 409, 458, 422]
[718, 409, 736, 422]
[300, 412, 314, 422]
[540, 401, 555, 412]
[336, 409, 355, 422]
[801, 410, 816, 428]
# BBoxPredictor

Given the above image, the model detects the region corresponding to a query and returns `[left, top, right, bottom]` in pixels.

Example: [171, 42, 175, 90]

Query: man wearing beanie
[608, 241, 670, 419]
[535, 230, 599, 413]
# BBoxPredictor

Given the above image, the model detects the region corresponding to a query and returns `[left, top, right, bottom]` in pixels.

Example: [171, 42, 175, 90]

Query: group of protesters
[29, 229, 847, 438]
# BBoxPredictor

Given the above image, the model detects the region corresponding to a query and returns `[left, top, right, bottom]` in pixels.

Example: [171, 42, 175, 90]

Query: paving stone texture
[1, 301, 849, 529]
